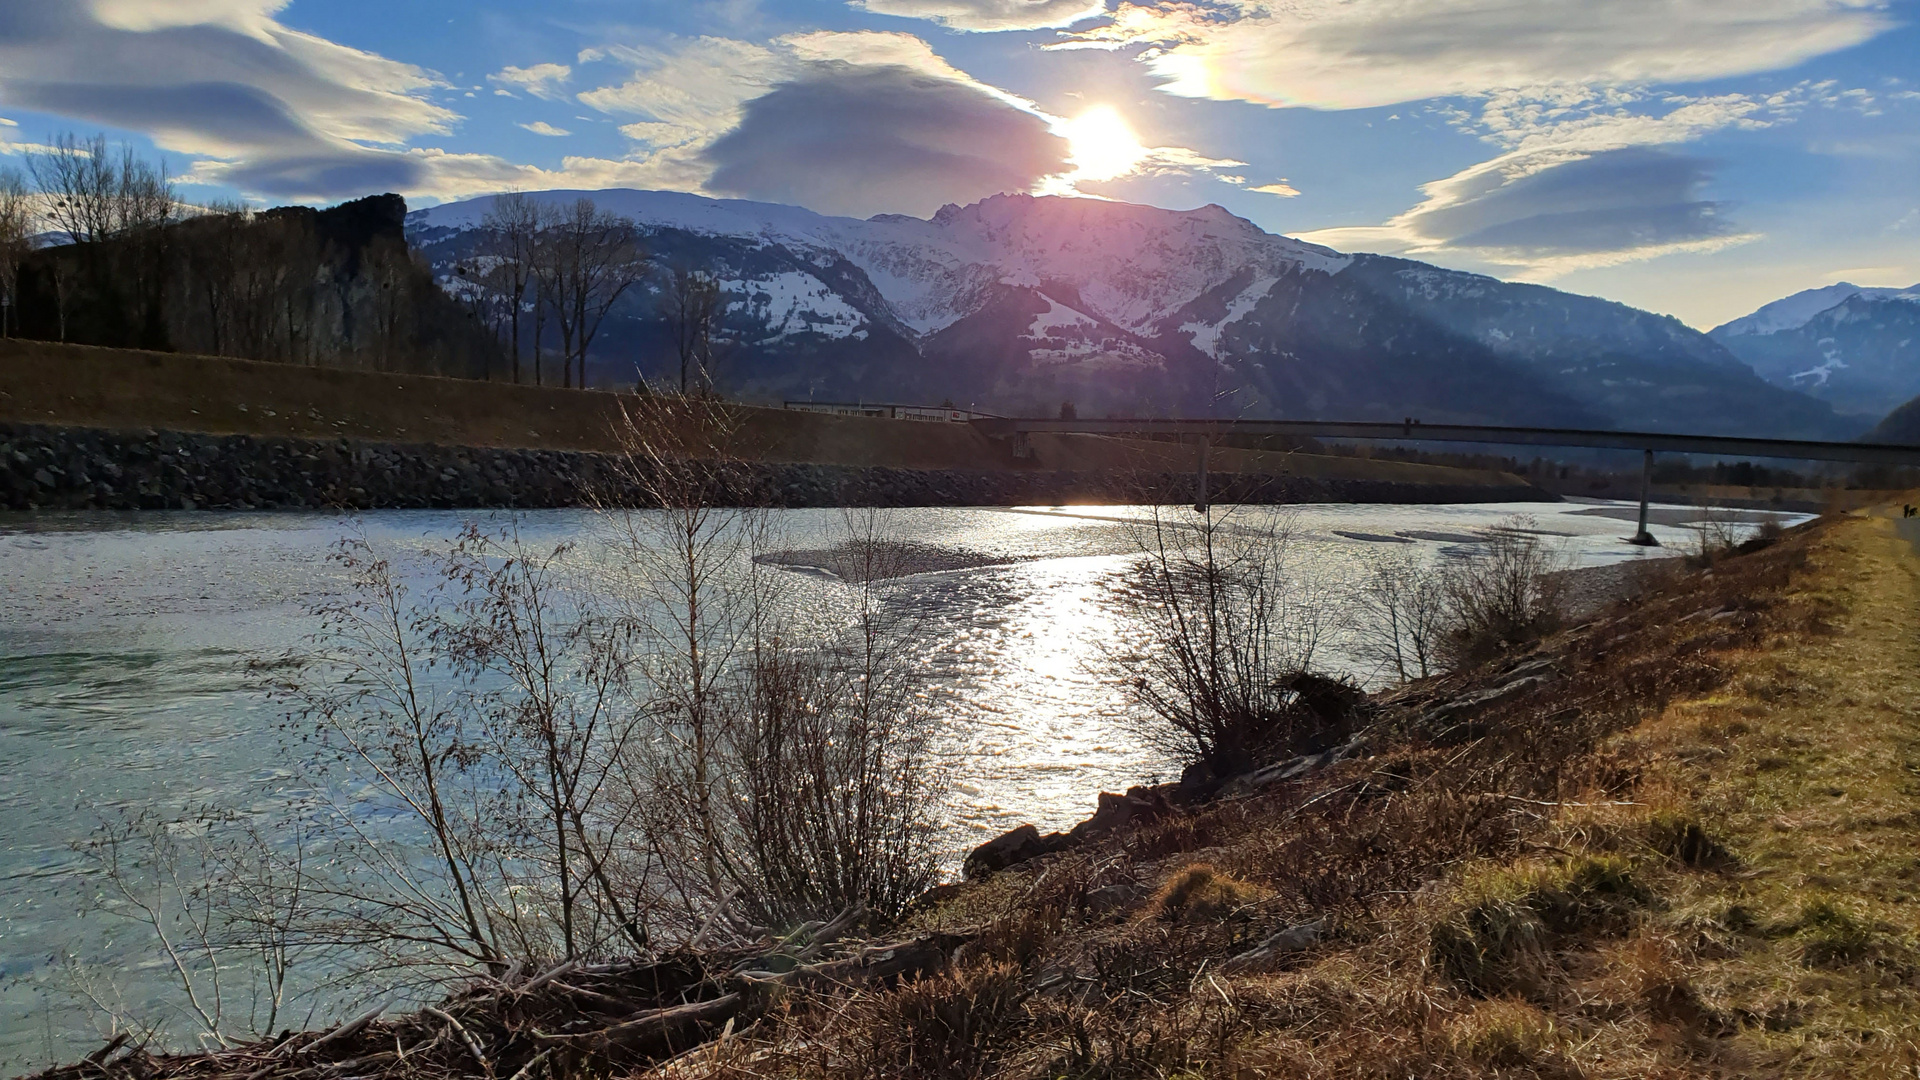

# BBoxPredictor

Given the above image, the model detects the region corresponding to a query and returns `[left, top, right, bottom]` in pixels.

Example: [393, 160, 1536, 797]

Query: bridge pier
[1629, 448, 1658, 546]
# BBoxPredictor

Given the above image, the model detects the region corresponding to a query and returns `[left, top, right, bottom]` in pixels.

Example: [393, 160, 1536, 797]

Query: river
[0, 499, 1761, 1068]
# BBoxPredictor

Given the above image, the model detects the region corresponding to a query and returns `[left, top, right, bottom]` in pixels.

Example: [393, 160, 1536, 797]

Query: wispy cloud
[0, 0, 459, 198]
[850, 0, 1107, 32]
[489, 63, 572, 101]
[519, 121, 570, 136]
[1061, 0, 1894, 110]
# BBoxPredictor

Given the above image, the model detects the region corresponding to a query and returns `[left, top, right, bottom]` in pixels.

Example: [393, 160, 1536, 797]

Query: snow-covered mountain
[407, 190, 1851, 437]
[1711, 283, 1920, 418]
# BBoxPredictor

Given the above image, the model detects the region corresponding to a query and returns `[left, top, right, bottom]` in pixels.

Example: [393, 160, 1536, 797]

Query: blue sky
[1, 0, 1916, 328]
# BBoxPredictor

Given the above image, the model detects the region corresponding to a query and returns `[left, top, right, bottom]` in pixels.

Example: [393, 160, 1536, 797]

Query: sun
[1060, 106, 1147, 183]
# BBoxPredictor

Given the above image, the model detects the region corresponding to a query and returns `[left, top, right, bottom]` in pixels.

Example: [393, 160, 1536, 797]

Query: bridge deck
[970, 418, 1920, 467]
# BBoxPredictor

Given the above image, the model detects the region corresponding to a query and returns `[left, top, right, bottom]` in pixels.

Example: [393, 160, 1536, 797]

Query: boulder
[963, 824, 1070, 879]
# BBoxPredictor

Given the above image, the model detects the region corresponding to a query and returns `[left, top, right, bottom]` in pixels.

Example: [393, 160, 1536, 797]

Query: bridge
[969, 417, 1920, 545]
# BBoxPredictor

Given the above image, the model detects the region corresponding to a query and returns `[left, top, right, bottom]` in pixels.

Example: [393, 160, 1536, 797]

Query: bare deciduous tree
[662, 265, 725, 395]
[478, 191, 541, 384]
[27, 133, 175, 244]
[0, 168, 30, 338]
[532, 198, 645, 390]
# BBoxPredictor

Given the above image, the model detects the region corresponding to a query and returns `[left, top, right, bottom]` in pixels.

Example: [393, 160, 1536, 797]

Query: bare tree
[71, 809, 321, 1050]
[181, 201, 251, 357]
[29, 133, 117, 246]
[22, 133, 177, 344]
[0, 168, 29, 338]
[269, 536, 511, 980]
[661, 265, 725, 395]
[27, 133, 175, 244]
[479, 191, 541, 383]
[435, 524, 651, 959]
[536, 198, 645, 390]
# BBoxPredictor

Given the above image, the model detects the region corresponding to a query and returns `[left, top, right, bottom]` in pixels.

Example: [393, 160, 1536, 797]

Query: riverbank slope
[0, 341, 1544, 510]
[29, 511, 1918, 1079]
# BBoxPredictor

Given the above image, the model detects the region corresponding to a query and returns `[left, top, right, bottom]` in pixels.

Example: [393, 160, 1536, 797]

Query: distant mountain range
[407, 191, 1854, 439]
[1709, 282, 1920, 420]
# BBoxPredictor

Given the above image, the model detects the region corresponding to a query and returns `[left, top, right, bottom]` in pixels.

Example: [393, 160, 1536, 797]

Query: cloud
[574, 29, 1232, 214]
[1302, 146, 1756, 275]
[1249, 181, 1298, 197]
[1292, 78, 1889, 276]
[577, 36, 786, 190]
[1065, 0, 1894, 110]
[703, 62, 1070, 216]
[1414, 148, 1741, 256]
[850, 0, 1108, 32]
[489, 63, 572, 100]
[519, 121, 570, 136]
[0, 0, 457, 199]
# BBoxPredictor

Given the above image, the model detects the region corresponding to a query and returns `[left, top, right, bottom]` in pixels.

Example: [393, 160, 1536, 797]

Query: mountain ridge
[1710, 282, 1920, 418]
[407, 190, 1853, 438]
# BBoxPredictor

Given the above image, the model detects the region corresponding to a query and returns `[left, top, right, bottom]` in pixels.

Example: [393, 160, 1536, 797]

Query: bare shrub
[1107, 507, 1343, 778]
[599, 403, 947, 934]
[704, 513, 948, 927]
[68, 810, 321, 1050]
[1351, 548, 1448, 682]
[1439, 517, 1567, 668]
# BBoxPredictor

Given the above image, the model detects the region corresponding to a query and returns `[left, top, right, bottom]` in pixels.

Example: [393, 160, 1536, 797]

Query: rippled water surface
[0, 500, 1751, 1065]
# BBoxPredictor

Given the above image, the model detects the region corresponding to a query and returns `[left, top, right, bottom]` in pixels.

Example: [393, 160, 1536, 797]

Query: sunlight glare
[1061, 106, 1148, 183]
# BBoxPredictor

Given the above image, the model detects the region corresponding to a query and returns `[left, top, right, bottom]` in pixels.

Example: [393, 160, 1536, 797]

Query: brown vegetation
[32, 501, 1920, 1080]
[634, 511, 1910, 1079]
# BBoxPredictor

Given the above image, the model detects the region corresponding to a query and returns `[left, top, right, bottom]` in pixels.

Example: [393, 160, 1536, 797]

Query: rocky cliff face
[410, 190, 1851, 437]
[13, 194, 501, 380]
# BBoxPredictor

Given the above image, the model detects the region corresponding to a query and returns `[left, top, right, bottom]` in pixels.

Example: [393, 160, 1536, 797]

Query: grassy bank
[0, 340, 1527, 489]
[704, 511, 1920, 1078]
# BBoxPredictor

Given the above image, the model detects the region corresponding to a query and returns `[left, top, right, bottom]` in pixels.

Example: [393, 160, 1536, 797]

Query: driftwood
[28, 909, 974, 1080]
[1220, 917, 1329, 973]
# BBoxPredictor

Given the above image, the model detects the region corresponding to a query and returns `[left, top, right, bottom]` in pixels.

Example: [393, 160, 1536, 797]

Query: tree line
[0, 135, 495, 377]
[460, 191, 729, 394]
[0, 138, 732, 387]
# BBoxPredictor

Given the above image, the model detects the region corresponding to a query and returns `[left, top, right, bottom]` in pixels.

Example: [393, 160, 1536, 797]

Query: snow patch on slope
[725, 271, 867, 341]
[1024, 295, 1098, 339]
[1182, 276, 1277, 359]
[410, 190, 1352, 340]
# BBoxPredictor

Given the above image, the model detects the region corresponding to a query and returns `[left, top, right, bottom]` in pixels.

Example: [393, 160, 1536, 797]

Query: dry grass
[639, 511, 1920, 1080]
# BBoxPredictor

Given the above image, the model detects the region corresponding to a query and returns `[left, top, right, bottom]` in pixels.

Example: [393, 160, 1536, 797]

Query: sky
[0, 0, 1916, 329]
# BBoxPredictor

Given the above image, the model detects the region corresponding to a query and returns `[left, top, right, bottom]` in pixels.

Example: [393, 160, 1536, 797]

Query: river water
[0, 499, 1758, 1067]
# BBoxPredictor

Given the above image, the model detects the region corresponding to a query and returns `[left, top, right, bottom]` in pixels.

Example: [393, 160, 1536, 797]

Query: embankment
[0, 341, 1547, 510]
[0, 422, 1549, 511]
